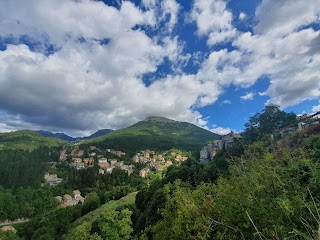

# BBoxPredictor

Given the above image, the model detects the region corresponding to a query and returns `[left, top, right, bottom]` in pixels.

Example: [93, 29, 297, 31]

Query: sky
[0, 0, 319, 137]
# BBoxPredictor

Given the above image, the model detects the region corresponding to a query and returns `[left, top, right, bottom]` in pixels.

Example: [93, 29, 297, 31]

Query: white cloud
[222, 100, 231, 104]
[0, 0, 211, 134]
[240, 92, 255, 100]
[190, 0, 236, 46]
[312, 105, 320, 113]
[0, 0, 319, 135]
[0, 0, 224, 134]
[210, 126, 231, 135]
[239, 12, 246, 20]
[255, 0, 320, 36]
[162, 0, 180, 33]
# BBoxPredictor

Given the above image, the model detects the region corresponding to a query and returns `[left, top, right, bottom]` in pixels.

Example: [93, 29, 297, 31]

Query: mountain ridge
[36, 129, 114, 142]
[81, 116, 220, 152]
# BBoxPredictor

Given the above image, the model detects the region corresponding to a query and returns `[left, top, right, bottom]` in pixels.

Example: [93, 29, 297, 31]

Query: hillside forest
[0, 104, 319, 239]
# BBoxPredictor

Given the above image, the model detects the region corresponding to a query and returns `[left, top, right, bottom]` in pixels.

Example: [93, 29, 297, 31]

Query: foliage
[0, 130, 67, 151]
[133, 132, 320, 239]
[243, 104, 297, 143]
[63, 192, 137, 240]
[0, 148, 57, 188]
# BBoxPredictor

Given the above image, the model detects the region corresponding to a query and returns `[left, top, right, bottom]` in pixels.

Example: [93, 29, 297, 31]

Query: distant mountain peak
[144, 116, 177, 123]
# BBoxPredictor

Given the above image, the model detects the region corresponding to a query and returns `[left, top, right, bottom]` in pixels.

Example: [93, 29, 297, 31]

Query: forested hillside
[130, 105, 320, 239]
[81, 116, 219, 153]
[1, 105, 320, 240]
[0, 130, 67, 151]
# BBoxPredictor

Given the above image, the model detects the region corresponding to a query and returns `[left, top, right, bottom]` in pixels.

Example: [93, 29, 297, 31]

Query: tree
[82, 192, 100, 215]
[244, 104, 297, 142]
[150, 181, 216, 240]
[91, 208, 133, 240]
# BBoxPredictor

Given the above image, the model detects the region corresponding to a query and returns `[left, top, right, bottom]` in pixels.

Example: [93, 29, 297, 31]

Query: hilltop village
[43, 145, 189, 191]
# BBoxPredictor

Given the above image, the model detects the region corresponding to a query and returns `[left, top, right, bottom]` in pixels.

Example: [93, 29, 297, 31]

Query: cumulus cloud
[210, 126, 232, 135]
[189, 0, 236, 46]
[0, 0, 319, 136]
[312, 105, 320, 113]
[240, 92, 255, 100]
[222, 100, 231, 104]
[255, 0, 320, 36]
[239, 12, 246, 20]
[161, 0, 180, 33]
[0, 0, 226, 135]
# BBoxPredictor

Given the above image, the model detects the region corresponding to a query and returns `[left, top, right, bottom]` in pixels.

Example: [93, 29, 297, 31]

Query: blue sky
[0, 0, 319, 136]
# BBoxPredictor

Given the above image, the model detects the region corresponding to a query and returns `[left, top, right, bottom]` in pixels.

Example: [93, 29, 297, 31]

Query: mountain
[37, 129, 114, 142]
[81, 116, 220, 152]
[80, 129, 114, 140]
[36, 130, 76, 142]
[0, 130, 67, 151]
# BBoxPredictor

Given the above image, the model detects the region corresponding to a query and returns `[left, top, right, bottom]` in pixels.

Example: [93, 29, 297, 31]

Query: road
[0, 218, 30, 227]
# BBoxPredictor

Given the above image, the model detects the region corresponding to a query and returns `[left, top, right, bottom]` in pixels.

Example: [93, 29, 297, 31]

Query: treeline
[130, 105, 320, 239]
[0, 147, 59, 188]
[11, 166, 146, 240]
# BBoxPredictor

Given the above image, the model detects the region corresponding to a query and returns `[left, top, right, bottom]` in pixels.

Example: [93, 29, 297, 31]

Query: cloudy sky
[0, 0, 319, 136]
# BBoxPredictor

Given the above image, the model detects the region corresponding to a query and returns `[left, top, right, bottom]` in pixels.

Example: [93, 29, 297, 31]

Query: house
[84, 158, 94, 167]
[44, 173, 63, 186]
[143, 150, 150, 158]
[63, 194, 72, 204]
[59, 203, 69, 208]
[89, 152, 97, 157]
[73, 190, 85, 203]
[109, 159, 118, 166]
[165, 160, 173, 167]
[1, 226, 16, 233]
[213, 140, 224, 150]
[114, 161, 124, 168]
[139, 168, 150, 178]
[90, 146, 97, 150]
[73, 158, 82, 164]
[106, 167, 113, 174]
[98, 158, 108, 163]
[98, 162, 109, 169]
[59, 149, 67, 161]
[221, 132, 242, 149]
[121, 164, 134, 176]
[61, 191, 84, 207]
[77, 150, 84, 157]
[111, 150, 126, 157]
[73, 190, 81, 198]
[55, 196, 63, 203]
[75, 162, 85, 170]
[133, 155, 139, 163]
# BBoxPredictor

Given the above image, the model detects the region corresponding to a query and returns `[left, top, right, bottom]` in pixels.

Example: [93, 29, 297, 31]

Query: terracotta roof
[64, 194, 72, 200]
[73, 190, 81, 195]
[60, 203, 69, 208]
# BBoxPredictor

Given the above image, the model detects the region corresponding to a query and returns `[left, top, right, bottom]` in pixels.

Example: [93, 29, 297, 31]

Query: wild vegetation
[132, 105, 320, 239]
[0, 130, 67, 151]
[0, 105, 319, 239]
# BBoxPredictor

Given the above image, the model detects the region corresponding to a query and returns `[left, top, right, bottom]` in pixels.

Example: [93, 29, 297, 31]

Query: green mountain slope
[0, 130, 67, 151]
[62, 192, 137, 240]
[81, 116, 219, 152]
